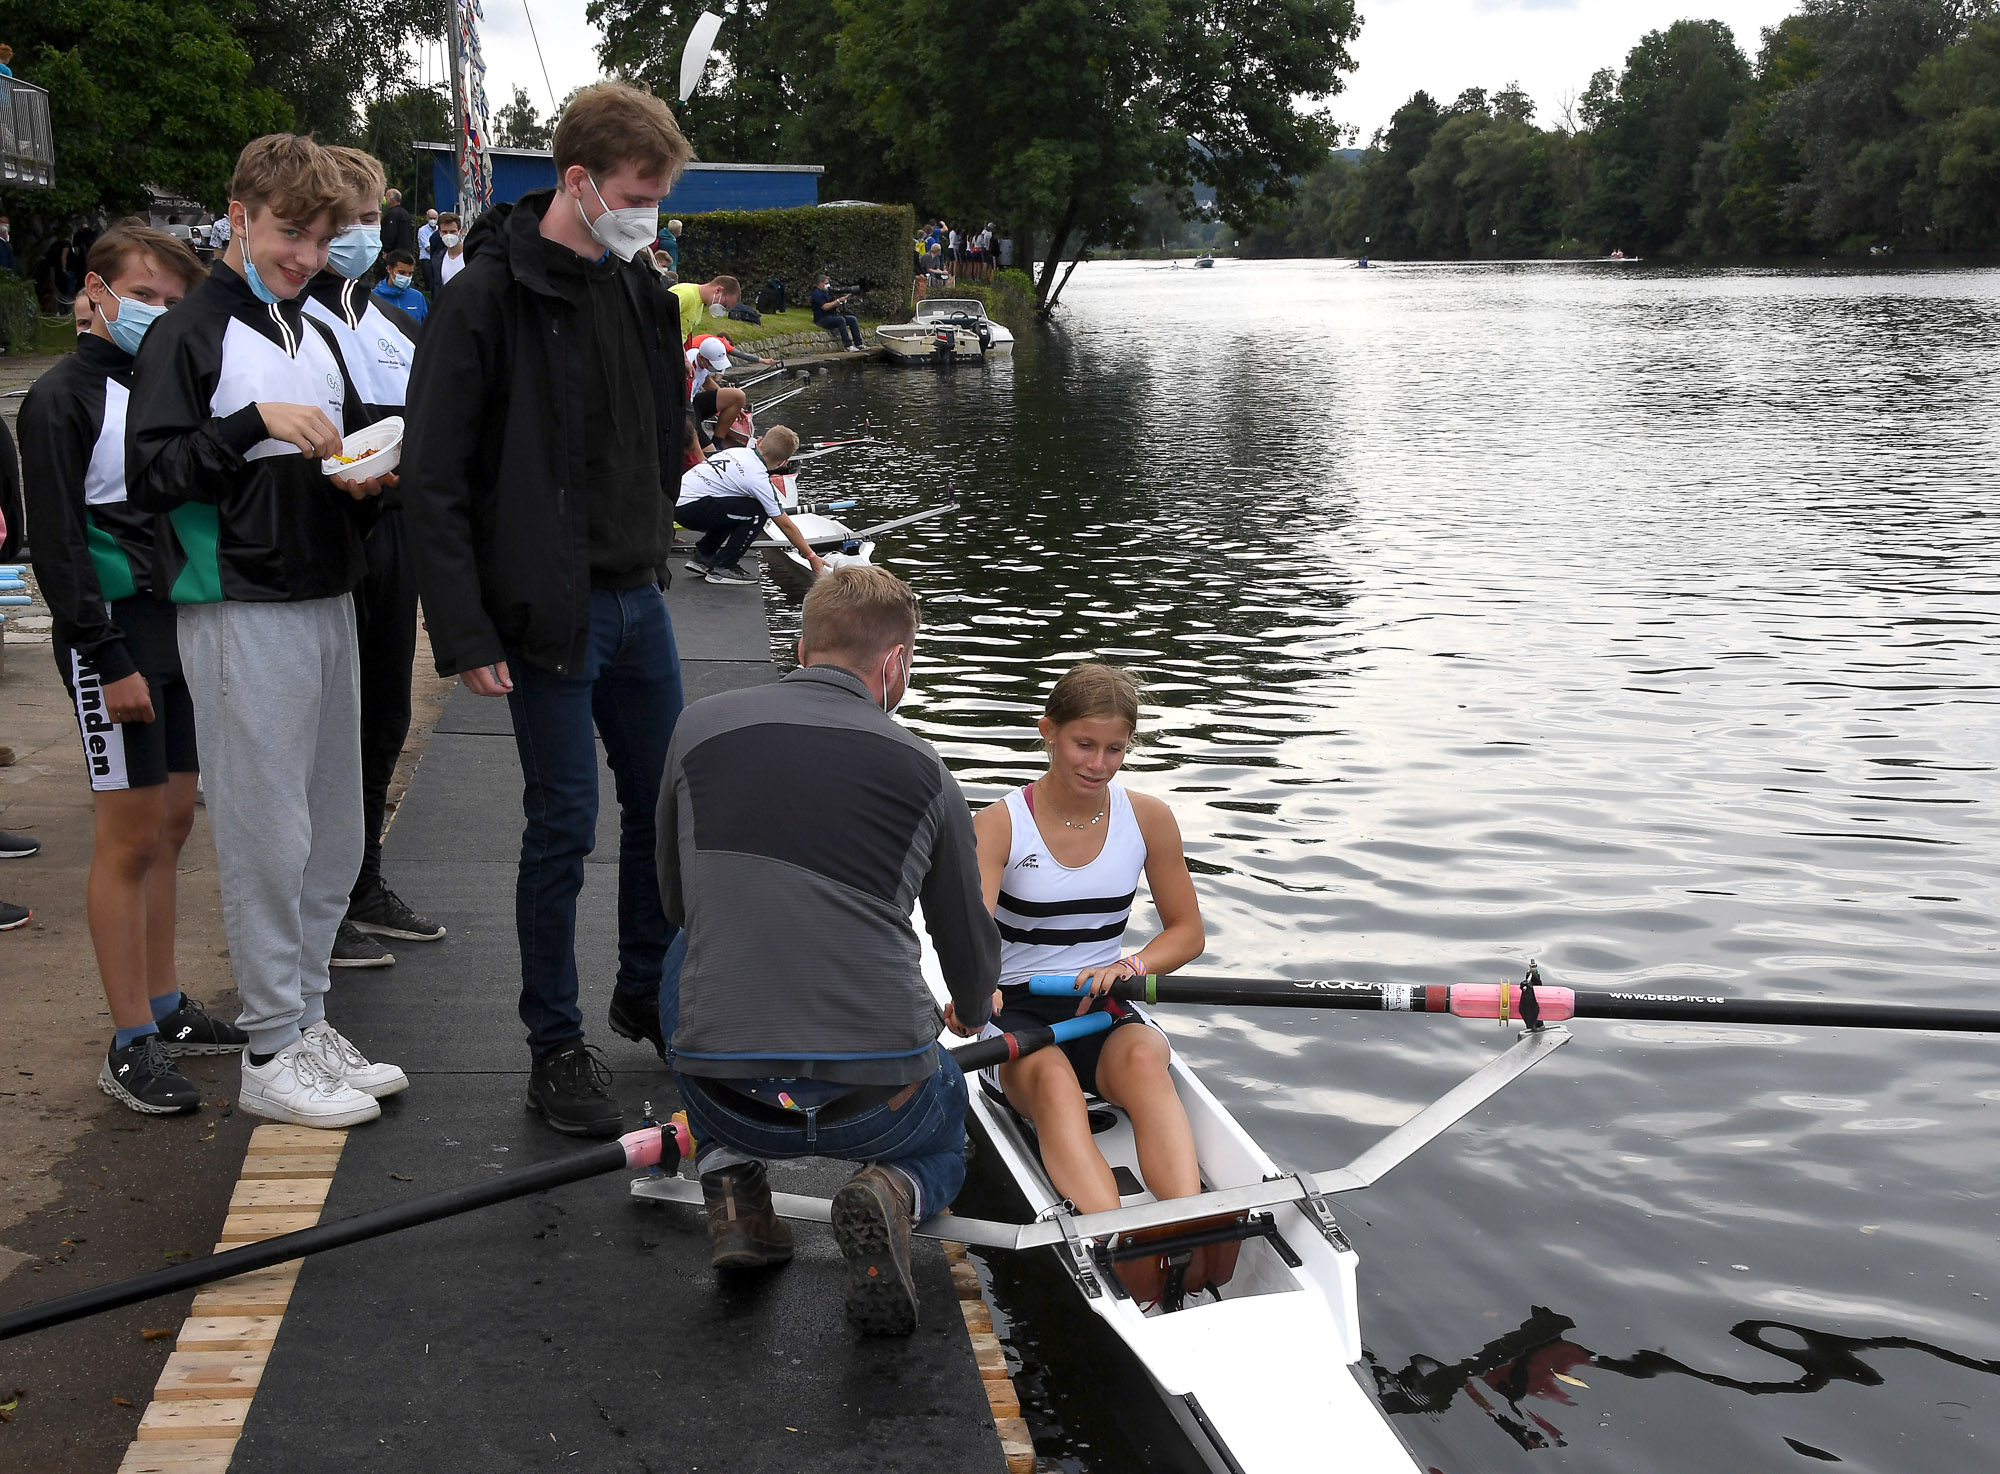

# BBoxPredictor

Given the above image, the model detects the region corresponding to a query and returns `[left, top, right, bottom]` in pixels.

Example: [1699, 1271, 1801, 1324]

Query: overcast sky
[466, 0, 1804, 148]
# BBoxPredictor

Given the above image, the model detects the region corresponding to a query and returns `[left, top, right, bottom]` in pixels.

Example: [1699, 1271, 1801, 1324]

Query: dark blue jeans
[506, 585, 683, 1056]
[814, 311, 861, 348]
[673, 1053, 970, 1222]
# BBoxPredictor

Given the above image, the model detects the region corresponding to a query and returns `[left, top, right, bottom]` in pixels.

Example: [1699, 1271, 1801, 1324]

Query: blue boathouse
[417, 143, 823, 215]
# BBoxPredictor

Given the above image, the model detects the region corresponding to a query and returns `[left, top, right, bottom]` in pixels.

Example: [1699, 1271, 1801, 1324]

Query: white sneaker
[303, 1020, 409, 1098]
[240, 1041, 381, 1128]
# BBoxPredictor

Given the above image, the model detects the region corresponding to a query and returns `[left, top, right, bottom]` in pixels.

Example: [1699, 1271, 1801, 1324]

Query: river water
[761, 259, 1999, 1472]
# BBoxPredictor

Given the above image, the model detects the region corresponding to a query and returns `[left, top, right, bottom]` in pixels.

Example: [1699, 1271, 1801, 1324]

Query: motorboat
[876, 298, 1016, 362]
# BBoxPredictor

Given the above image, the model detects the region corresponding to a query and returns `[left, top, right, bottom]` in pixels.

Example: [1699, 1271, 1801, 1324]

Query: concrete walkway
[228, 573, 1008, 1473]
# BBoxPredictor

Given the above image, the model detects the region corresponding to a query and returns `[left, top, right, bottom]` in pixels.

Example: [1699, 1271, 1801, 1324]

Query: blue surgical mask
[103, 290, 165, 355]
[389, 272, 412, 291]
[238, 217, 282, 305]
[327, 223, 381, 279]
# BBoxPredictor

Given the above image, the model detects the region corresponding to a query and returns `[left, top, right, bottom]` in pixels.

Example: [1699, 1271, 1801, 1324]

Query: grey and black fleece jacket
[657, 664, 1000, 1086]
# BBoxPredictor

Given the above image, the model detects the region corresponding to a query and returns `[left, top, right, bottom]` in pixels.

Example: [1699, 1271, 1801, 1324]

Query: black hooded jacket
[402, 190, 688, 679]
[125, 259, 373, 604]
[21, 334, 154, 682]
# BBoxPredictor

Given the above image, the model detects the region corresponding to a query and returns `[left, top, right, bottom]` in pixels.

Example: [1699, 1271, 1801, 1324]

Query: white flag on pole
[680, 12, 725, 103]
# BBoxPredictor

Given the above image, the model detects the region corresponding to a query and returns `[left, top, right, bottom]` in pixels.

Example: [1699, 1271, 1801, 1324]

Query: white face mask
[441, 232, 462, 249]
[579, 174, 659, 262]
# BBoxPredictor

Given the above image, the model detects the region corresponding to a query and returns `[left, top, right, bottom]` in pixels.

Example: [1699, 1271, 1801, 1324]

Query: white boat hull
[933, 964, 1420, 1473]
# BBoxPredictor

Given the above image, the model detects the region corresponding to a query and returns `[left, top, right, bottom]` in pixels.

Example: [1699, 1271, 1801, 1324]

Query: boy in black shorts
[22, 222, 248, 1114]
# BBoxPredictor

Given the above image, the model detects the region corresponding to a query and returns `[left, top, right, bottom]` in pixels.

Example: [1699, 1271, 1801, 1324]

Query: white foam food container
[322, 416, 404, 479]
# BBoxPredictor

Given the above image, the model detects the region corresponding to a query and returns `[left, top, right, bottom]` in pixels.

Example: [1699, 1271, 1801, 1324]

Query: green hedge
[0, 273, 40, 356]
[677, 205, 915, 322]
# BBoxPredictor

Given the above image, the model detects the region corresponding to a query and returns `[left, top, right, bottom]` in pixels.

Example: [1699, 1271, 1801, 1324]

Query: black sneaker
[0, 829, 40, 859]
[607, 988, 665, 1060]
[526, 1041, 622, 1137]
[348, 882, 445, 942]
[705, 563, 755, 585]
[682, 556, 714, 576]
[99, 1035, 201, 1115]
[0, 900, 30, 930]
[157, 995, 248, 1057]
[331, 918, 395, 968]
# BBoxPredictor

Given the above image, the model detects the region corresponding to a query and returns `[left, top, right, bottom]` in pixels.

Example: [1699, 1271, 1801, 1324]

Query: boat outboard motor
[932, 325, 958, 363]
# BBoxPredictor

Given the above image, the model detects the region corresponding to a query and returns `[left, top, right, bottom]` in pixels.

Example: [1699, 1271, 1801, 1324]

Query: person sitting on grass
[810, 274, 863, 351]
[22, 221, 248, 1114]
[675, 425, 825, 585]
[963, 662, 1239, 1306]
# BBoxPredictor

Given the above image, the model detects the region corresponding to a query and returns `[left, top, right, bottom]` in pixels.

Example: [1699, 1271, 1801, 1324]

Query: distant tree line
[1247, 0, 2000, 259]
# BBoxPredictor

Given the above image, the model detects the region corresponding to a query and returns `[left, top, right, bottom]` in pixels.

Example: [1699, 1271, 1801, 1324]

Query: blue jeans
[506, 585, 683, 1056]
[815, 311, 861, 348]
[673, 1053, 970, 1222]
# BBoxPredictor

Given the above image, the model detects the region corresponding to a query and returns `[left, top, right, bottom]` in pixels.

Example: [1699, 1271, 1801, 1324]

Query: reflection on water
[760, 258, 2000, 1471]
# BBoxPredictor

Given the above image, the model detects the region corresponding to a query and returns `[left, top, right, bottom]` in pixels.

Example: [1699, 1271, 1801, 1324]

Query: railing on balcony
[0, 78, 55, 190]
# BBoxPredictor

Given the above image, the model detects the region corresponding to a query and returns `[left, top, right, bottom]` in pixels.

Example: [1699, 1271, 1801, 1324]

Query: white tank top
[995, 782, 1148, 987]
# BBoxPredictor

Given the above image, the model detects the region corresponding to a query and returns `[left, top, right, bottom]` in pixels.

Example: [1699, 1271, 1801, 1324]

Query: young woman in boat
[953, 663, 1238, 1304]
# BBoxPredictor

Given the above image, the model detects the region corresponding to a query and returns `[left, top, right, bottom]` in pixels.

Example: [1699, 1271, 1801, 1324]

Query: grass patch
[712, 307, 886, 348]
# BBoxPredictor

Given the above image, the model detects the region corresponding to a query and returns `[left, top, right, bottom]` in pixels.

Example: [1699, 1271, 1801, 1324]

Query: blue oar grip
[1046, 1012, 1116, 1043]
[1029, 974, 1093, 996]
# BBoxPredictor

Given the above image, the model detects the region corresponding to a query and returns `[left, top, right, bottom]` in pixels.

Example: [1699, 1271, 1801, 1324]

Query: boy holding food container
[302, 146, 445, 971]
[126, 132, 408, 1130]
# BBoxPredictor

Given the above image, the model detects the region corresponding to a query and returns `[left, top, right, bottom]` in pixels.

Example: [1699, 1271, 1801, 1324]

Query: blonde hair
[229, 134, 350, 227]
[1044, 663, 1140, 734]
[553, 82, 694, 188]
[323, 145, 387, 213]
[758, 425, 799, 466]
[801, 567, 920, 664]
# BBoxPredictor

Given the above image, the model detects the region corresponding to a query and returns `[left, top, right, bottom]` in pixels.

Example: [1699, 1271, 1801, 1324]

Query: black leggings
[676, 495, 766, 569]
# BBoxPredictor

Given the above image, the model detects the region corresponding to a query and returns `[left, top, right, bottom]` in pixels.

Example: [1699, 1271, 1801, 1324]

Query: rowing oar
[752, 382, 809, 415]
[1028, 965, 2000, 1033]
[0, 1014, 1100, 1342]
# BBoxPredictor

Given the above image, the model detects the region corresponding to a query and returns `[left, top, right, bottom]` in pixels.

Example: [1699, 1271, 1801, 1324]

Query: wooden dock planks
[112, 1124, 348, 1473]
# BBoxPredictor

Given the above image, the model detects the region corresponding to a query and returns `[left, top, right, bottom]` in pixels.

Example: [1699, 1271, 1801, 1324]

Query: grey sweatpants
[178, 596, 363, 1056]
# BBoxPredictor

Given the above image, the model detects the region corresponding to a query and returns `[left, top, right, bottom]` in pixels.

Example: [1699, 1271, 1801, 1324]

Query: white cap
[696, 339, 730, 370]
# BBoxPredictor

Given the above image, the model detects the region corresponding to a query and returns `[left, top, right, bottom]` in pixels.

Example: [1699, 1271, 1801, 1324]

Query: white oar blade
[679, 11, 724, 102]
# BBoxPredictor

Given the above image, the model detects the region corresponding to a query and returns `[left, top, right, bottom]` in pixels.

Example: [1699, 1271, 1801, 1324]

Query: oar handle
[948, 1011, 1115, 1071]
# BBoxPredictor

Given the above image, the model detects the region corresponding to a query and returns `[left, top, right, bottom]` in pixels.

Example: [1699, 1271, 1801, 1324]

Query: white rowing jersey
[995, 782, 1147, 987]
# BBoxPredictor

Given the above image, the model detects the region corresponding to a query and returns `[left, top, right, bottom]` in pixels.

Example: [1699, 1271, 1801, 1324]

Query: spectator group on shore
[2, 85, 1197, 1341]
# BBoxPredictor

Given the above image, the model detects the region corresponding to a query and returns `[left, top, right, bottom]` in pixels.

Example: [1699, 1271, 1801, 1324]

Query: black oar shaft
[1083, 973, 2000, 1034]
[1569, 991, 2000, 1032]
[0, 1136, 635, 1343]
[0, 1023, 1083, 1343]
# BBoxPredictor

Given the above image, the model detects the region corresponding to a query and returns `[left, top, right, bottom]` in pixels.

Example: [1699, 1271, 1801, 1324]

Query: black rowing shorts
[53, 596, 199, 793]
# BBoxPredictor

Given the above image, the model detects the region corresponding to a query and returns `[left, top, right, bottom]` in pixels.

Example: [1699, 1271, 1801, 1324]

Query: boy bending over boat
[956, 664, 1238, 1304]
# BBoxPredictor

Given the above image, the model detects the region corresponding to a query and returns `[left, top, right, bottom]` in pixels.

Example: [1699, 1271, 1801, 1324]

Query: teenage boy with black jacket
[404, 83, 692, 1137]
[22, 222, 250, 1115]
[303, 146, 441, 971]
[127, 133, 408, 1130]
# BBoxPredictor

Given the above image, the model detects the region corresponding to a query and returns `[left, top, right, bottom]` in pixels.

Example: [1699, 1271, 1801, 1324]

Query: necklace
[1034, 778, 1106, 829]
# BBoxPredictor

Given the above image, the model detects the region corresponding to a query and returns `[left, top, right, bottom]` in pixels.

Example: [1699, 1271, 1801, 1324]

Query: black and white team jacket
[125, 259, 373, 605]
[302, 274, 421, 510]
[21, 333, 156, 683]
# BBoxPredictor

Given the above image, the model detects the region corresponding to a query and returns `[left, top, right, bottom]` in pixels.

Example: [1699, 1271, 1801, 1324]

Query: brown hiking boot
[701, 1161, 794, 1270]
[831, 1164, 919, 1336]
